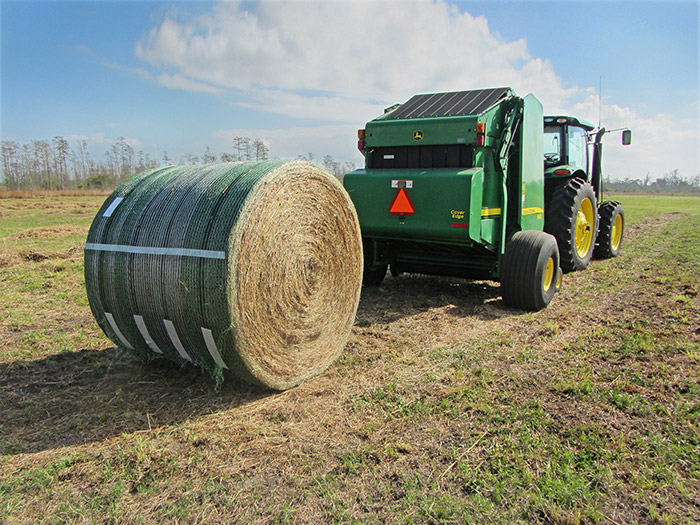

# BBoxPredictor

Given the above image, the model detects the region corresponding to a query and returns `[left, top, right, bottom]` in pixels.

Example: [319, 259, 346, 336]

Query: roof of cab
[544, 115, 595, 131]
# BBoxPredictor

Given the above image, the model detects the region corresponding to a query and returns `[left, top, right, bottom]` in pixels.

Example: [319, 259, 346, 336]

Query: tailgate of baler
[343, 167, 485, 244]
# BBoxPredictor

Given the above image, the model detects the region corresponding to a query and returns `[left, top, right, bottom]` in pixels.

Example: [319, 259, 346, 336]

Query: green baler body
[344, 87, 544, 280]
[346, 167, 485, 244]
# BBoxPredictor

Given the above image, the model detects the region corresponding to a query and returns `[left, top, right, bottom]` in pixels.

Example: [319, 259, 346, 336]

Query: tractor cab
[543, 115, 631, 202]
[543, 116, 595, 180]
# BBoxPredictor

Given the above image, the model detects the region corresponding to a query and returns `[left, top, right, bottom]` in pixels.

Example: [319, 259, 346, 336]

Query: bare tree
[52, 136, 70, 189]
[252, 139, 269, 161]
[181, 153, 199, 165]
[322, 154, 338, 175]
[202, 145, 216, 164]
[32, 140, 52, 189]
[75, 139, 89, 182]
[1, 141, 21, 189]
[1, 134, 286, 190]
[21, 143, 36, 188]
[233, 136, 255, 161]
[232, 137, 245, 161]
[297, 152, 315, 162]
[220, 152, 236, 162]
[111, 137, 135, 180]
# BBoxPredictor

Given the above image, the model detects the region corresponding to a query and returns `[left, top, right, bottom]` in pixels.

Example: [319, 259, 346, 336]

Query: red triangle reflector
[389, 187, 415, 216]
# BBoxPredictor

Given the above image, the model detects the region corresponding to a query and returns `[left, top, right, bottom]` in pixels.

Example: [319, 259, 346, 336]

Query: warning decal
[389, 188, 415, 216]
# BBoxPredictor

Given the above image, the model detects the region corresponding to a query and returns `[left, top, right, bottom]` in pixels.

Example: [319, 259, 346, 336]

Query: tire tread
[594, 201, 624, 259]
[545, 178, 598, 272]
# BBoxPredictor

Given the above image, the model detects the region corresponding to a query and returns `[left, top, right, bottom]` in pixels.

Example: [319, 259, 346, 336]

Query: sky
[1, 0, 699, 180]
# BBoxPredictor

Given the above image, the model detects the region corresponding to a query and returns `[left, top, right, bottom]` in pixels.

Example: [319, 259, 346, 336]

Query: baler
[343, 87, 630, 311]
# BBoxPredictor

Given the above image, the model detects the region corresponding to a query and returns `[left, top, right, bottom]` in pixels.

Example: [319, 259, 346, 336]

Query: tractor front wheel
[545, 178, 598, 272]
[594, 201, 624, 259]
[501, 230, 561, 311]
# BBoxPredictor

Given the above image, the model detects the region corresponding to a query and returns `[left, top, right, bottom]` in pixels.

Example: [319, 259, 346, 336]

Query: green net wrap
[84, 161, 363, 389]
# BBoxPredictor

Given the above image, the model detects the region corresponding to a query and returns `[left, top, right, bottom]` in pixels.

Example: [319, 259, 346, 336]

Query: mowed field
[0, 192, 698, 524]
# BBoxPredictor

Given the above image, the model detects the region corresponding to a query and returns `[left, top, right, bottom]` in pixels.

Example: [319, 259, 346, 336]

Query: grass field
[1, 193, 698, 524]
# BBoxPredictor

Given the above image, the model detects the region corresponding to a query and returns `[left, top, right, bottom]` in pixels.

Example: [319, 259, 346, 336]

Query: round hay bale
[84, 161, 363, 389]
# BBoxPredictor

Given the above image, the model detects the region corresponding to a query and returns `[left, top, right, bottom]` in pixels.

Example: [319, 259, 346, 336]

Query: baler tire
[501, 230, 561, 311]
[363, 265, 387, 287]
[594, 201, 624, 259]
[545, 178, 598, 272]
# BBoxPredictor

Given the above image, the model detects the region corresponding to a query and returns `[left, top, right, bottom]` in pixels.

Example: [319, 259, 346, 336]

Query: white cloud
[232, 89, 386, 123]
[570, 95, 700, 180]
[135, 0, 576, 117]
[135, 0, 699, 178]
[131, 67, 223, 94]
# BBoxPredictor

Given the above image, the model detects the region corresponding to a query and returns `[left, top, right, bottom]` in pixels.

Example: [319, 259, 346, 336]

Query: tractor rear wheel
[545, 178, 598, 272]
[594, 201, 624, 259]
[501, 230, 561, 311]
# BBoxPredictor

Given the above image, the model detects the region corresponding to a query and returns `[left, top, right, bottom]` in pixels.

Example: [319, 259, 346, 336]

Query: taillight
[554, 168, 570, 176]
[357, 129, 365, 139]
[476, 122, 485, 147]
[357, 139, 365, 151]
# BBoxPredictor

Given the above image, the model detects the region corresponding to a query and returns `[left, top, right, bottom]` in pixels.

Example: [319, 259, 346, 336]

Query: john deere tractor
[343, 87, 630, 311]
[543, 115, 630, 271]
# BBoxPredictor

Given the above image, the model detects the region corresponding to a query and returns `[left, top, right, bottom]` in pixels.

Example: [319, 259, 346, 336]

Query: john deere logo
[413, 130, 423, 141]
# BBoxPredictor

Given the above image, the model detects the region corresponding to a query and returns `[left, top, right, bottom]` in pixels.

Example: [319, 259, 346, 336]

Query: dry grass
[0, 194, 698, 524]
[0, 189, 111, 199]
[14, 225, 88, 239]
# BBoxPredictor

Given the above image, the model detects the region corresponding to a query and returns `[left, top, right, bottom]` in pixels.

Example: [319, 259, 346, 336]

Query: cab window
[544, 126, 562, 166]
[567, 127, 587, 170]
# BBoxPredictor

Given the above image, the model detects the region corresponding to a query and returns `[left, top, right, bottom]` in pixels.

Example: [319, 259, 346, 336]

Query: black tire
[594, 201, 624, 259]
[362, 238, 387, 287]
[545, 178, 598, 272]
[554, 266, 563, 292]
[501, 230, 561, 311]
[363, 265, 387, 286]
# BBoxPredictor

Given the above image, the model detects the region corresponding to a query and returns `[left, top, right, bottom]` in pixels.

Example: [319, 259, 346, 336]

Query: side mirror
[622, 129, 632, 145]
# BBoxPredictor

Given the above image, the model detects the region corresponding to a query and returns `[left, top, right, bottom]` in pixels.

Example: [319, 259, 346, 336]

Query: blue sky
[2, 0, 699, 180]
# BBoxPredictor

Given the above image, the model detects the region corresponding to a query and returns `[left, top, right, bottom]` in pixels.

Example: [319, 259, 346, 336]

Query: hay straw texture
[84, 161, 363, 389]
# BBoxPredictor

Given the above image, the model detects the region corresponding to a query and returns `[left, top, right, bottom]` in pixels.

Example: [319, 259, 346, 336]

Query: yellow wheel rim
[611, 213, 623, 250]
[543, 256, 554, 292]
[575, 197, 595, 258]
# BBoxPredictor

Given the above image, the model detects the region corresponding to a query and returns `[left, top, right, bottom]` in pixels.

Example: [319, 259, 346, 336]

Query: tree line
[603, 170, 700, 195]
[1, 136, 158, 190]
[1, 136, 355, 190]
[10, 136, 692, 194]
